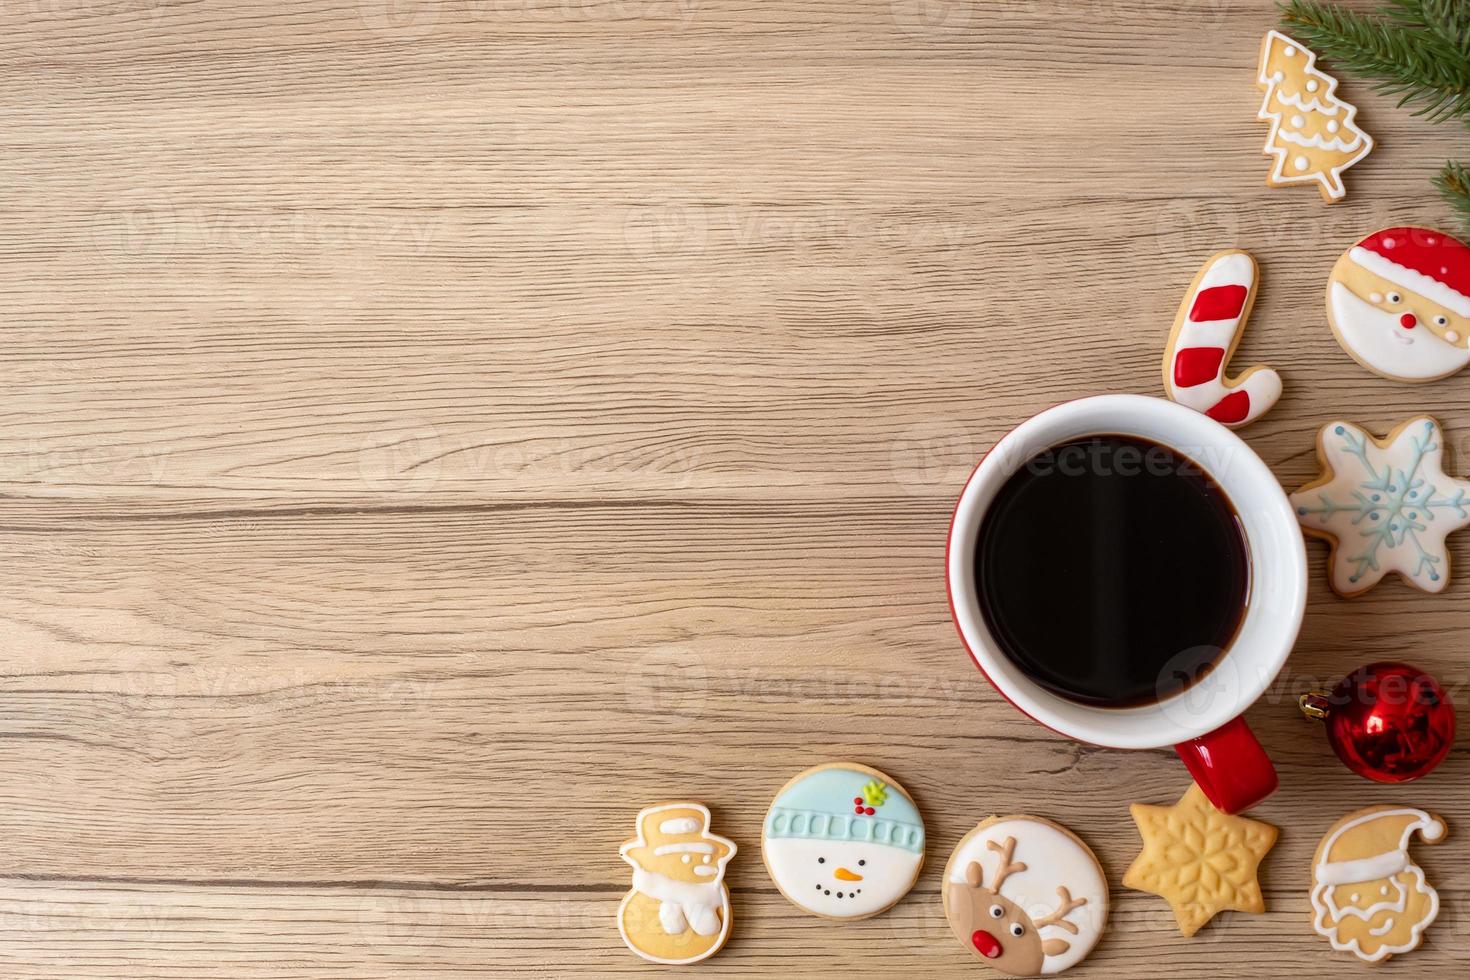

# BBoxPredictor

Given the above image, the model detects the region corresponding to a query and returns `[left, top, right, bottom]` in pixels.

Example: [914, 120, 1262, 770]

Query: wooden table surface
[2, 1, 1466, 976]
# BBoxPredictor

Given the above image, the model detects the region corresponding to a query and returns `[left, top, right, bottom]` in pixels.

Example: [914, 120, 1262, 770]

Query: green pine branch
[1280, 1, 1470, 238]
[1278, 0, 1470, 122]
[1384, 0, 1470, 53]
[1435, 161, 1470, 234]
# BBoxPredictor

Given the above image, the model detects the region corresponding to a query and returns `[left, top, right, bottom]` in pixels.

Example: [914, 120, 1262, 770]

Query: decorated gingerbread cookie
[1161, 249, 1281, 427]
[942, 816, 1108, 976]
[1124, 784, 1277, 937]
[1256, 31, 1372, 202]
[1326, 226, 1470, 382]
[618, 802, 736, 965]
[761, 763, 924, 920]
[1291, 417, 1470, 596]
[1312, 806, 1446, 963]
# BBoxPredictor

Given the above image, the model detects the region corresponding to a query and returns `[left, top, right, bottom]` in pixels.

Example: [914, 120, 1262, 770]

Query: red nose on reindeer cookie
[942, 816, 1109, 977]
[1326, 227, 1470, 382]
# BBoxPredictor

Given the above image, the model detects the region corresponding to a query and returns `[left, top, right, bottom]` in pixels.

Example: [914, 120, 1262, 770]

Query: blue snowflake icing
[1296, 420, 1469, 585]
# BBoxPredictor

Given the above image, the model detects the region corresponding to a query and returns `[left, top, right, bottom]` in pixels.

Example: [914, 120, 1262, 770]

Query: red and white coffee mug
[946, 395, 1307, 814]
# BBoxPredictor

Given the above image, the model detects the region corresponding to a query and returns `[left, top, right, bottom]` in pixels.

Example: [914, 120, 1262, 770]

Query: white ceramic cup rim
[947, 394, 1307, 750]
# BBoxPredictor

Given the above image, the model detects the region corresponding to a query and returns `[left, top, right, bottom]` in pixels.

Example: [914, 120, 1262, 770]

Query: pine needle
[1279, 0, 1470, 123]
[1435, 161, 1470, 239]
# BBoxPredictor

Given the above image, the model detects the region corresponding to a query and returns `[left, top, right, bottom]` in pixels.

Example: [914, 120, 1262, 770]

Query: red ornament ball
[1303, 661, 1455, 783]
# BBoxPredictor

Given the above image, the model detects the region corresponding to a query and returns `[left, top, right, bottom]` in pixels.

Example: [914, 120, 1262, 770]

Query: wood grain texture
[0, 0, 1466, 975]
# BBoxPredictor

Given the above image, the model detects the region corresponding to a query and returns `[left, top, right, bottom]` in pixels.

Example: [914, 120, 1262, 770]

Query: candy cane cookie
[1161, 250, 1282, 428]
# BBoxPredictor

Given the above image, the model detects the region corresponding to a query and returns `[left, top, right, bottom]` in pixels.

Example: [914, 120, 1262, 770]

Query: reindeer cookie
[942, 816, 1109, 976]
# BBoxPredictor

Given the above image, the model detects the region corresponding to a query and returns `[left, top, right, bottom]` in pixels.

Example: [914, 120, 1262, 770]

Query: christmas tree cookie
[1256, 30, 1372, 202]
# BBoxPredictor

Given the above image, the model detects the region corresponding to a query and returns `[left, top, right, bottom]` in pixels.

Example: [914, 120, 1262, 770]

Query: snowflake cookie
[1291, 417, 1470, 597]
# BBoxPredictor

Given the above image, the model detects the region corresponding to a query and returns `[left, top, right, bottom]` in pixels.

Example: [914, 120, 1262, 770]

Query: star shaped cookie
[1291, 416, 1470, 596]
[1123, 784, 1278, 937]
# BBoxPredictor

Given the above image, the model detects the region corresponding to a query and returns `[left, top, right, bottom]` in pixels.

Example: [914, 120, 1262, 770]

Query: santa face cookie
[618, 802, 735, 964]
[1312, 806, 1446, 963]
[762, 763, 924, 919]
[1327, 227, 1470, 382]
[942, 816, 1108, 977]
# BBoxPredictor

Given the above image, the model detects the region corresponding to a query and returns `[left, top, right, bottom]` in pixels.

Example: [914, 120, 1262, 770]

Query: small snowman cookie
[761, 763, 924, 920]
[1326, 226, 1470, 382]
[942, 816, 1109, 976]
[618, 802, 736, 965]
[1312, 806, 1446, 963]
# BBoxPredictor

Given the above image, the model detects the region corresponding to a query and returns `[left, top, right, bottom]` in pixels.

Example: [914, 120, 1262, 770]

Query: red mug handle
[1174, 716, 1278, 814]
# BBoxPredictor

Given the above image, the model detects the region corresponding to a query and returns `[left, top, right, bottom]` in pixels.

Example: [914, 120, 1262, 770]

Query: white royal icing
[1310, 809, 1443, 963]
[1163, 250, 1281, 428]
[1292, 417, 1470, 595]
[1273, 89, 1338, 113]
[1278, 128, 1365, 153]
[947, 819, 1108, 975]
[1329, 281, 1470, 381]
[763, 836, 922, 919]
[1256, 31, 1371, 200]
[632, 868, 726, 936]
[1350, 245, 1470, 317]
[618, 803, 736, 965]
[655, 842, 716, 856]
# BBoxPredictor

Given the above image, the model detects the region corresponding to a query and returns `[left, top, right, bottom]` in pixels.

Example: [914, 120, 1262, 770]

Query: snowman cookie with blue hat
[761, 762, 925, 919]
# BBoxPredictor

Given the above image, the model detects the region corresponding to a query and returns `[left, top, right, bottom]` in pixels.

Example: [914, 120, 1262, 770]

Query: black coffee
[975, 435, 1249, 707]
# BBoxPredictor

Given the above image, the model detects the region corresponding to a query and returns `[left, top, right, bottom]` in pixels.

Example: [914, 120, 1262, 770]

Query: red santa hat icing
[1348, 227, 1470, 318]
